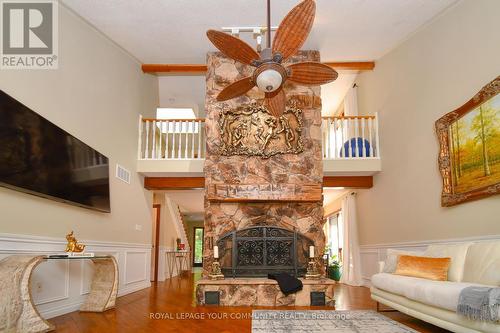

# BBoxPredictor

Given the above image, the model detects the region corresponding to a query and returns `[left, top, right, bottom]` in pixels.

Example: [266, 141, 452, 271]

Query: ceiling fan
[206, 0, 338, 117]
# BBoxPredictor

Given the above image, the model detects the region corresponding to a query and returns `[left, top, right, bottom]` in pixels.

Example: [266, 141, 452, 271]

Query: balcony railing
[321, 114, 380, 159]
[138, 114, 380, 161]
[138, 116, 206, 160]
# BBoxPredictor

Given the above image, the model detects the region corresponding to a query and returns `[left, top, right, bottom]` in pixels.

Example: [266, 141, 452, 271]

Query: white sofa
[370, 240, 500, 333]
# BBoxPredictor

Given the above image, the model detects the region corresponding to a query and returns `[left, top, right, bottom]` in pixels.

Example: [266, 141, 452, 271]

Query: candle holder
[305, 257, 321, 280]
[209, 258, 224, 280]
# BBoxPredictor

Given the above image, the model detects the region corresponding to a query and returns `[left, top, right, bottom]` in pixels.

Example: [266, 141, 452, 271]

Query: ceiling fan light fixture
[256, 69, 283, 92]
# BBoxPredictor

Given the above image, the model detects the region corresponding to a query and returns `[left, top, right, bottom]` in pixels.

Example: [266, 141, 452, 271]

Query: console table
[0, 255, 118, 333]
[165, 250, 190, 279]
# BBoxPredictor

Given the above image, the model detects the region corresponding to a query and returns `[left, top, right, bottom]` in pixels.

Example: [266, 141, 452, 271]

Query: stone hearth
[196, 278, 335, 307]
[197, 50, 332, 306]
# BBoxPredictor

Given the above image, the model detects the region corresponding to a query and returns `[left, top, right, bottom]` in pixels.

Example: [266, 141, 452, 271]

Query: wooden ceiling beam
[322, 61, 375, 71]
[144, 176, 372, 190]
[323, 176, 373, 188]
[141, 61, 375, 75]
[144, 177, 205, 190]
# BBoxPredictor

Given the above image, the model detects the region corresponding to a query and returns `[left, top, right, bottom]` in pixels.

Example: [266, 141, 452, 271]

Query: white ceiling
[161, 188, 348, 216]
[323, 188, 348, 206]
[63, 0, 457, 64]
[163, 190, 205, 213]
[62, 0, 457, 115]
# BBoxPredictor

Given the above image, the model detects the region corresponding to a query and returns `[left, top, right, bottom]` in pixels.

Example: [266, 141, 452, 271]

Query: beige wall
[153, 194, 183, 248]
[0, 4, 158, 244]
[355, 0, 500, 245]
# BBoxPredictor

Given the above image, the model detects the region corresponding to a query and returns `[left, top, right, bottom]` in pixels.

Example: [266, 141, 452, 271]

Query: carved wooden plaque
[218, 103, 303, 158]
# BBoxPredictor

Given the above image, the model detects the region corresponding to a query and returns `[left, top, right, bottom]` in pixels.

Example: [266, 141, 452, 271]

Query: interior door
[193, 227, 204, 267]
[151, 204, 161, 281]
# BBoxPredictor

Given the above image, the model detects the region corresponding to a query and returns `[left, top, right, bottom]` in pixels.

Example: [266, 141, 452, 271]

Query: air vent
[116, 164, 131, 184]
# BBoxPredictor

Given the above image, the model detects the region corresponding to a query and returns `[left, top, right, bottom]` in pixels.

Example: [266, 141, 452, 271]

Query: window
[156, 108, 199, 133]
[193, 227, 204, 267]
[325, 211, 344, 263]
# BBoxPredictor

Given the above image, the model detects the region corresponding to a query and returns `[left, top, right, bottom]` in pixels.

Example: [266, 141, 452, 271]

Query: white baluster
[321, 119, 325, 158]
[152, 120, 156, 159]
[368, 117, 373, 158]
[354, 118, 359, 158]
[171, 121, 176, 158]
[158, 121, 162, 159]
[346, 118, 352, 158]
[361, 118, 366, 158]
[197, 121, 202, 159]
[191, 120, 195, 158]
[165, 120, 170, 159]
[375, 113, 381, 158]
[333, 118, 338, 159]
[178, 121, 182, 159]
[184, 121, 189, 159]
[145, 120, 150, 159]
[326, 118, 331, 159]
[339, 118, 343, 158]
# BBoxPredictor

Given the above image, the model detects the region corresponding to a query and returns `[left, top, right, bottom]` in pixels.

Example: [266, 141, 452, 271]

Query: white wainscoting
[0, 233, 152, 319]
[156, 246, 183, 281]
[359, 234, 500, 287]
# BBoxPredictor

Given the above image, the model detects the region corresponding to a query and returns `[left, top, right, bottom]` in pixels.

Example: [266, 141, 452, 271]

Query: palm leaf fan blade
[216, 76, 255, 101]
[207, 30, 260, 66]
[272, 0, 316, 61]
[265, 89, 287, 117]
[287, 62, 338, 85]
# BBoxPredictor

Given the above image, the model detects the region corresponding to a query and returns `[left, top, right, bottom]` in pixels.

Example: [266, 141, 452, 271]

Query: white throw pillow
[424, 243, 471, 282]
[383, 249, 424, 273]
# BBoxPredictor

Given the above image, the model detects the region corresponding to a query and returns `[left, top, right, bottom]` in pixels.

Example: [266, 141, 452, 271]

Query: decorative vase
[329, 266, 342, 281]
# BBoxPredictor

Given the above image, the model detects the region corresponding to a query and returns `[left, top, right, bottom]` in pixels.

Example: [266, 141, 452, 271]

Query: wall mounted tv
[0, 90, 111, 212]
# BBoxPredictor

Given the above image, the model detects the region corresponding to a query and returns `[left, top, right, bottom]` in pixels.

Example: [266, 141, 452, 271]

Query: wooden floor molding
[50, 270, 449, 333]
[144, 176, 373, 190]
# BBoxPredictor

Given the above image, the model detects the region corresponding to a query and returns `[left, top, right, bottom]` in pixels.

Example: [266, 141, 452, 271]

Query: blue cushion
[341, 138, 371, 157]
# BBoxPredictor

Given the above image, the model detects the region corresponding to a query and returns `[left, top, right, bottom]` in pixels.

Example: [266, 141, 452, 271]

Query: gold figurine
[65, 231, 86, 253]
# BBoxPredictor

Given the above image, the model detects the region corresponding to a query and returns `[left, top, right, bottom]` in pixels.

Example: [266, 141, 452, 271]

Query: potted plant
[328, 255, 342, 281]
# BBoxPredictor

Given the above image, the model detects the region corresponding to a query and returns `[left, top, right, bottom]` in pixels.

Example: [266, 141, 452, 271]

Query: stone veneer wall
[203, 51, 325, 277]
[196, 278, 335, 307]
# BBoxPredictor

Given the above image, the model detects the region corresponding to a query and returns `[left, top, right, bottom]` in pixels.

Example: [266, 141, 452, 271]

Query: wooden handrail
[142, 118, 206, 122]
[321, 115, 375, 120]
[142, 116, 373, 122]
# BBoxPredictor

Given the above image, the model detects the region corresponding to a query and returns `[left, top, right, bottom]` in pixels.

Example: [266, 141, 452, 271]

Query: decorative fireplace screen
[217, 226, 314, 278]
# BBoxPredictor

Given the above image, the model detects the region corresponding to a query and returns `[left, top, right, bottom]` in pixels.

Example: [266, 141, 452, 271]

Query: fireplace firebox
[217, 226, 314, 278]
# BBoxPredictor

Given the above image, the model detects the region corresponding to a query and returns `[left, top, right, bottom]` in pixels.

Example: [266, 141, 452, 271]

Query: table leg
[80, 256, 118, 312]
[0, 255, 54, 333]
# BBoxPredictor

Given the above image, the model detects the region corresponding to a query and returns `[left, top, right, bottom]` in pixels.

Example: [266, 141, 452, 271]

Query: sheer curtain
[340, 192, 363, 286]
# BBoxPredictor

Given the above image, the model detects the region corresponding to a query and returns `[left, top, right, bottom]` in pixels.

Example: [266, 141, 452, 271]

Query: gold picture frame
[436, 76, 500, 207]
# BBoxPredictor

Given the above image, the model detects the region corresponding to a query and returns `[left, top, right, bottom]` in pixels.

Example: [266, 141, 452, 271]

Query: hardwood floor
[51, 270, 450, 332]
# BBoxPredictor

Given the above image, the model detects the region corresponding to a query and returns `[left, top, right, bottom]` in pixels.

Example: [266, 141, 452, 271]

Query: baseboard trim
[0, 232, 151, 249]
[360, 234, 500, 250]
[359, 234, 500, 287]
[0, 232, 152, 319]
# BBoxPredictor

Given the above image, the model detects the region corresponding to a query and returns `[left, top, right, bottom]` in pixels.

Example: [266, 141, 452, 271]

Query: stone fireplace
[217, 225, 314, 278]
[196, 50, 333, 306]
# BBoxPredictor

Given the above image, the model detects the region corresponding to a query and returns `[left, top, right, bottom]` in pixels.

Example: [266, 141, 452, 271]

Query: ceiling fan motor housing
[253, 63, 288, 93]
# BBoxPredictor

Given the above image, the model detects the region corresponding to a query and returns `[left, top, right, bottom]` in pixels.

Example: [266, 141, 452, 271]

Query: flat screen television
[0, 90, 111, 212]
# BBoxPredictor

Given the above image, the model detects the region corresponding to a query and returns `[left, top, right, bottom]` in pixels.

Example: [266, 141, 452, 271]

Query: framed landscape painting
[436, 76, 500, 207]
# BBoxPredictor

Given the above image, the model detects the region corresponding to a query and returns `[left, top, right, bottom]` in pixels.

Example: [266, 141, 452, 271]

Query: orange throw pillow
[395, 255, 451, 281]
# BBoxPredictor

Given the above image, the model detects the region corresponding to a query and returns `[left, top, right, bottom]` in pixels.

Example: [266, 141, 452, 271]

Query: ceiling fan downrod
[267, 0, 271, 49]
